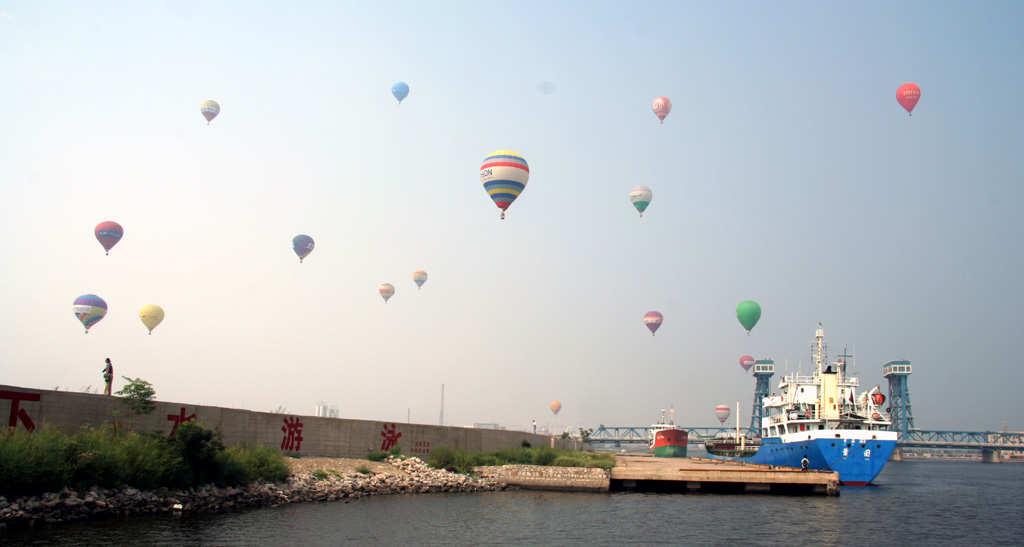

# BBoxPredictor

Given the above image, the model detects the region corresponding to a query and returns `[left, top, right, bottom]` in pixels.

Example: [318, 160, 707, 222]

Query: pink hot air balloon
[643, 311, 663, 336]
[896, 83, 921, 116]
[740, 355, 755, 372]
[714, 405, 731, 425]
[652, 96, 671, 124]
[94, 221, 123, 255]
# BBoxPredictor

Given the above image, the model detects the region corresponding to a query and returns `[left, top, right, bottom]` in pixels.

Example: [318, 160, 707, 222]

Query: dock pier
[475, 454, 839, 496]
[611, 454, 839, 495]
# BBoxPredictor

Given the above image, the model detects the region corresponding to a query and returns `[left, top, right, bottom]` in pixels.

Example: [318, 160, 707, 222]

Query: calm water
[5, 461, 1023, 546]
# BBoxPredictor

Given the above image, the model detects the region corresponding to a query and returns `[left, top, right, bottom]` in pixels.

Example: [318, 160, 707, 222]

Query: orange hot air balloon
[550, 400, 562, 416]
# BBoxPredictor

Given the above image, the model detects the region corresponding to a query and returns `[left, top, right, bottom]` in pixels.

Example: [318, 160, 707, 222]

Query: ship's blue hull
[708, 436, 898, 485]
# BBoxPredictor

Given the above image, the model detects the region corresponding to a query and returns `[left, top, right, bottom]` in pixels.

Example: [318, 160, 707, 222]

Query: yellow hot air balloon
[550, 400, 562, 416]
[139, 304, 164, 334]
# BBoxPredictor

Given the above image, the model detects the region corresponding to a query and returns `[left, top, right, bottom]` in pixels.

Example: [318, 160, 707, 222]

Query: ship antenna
[838, 346, 852, 377]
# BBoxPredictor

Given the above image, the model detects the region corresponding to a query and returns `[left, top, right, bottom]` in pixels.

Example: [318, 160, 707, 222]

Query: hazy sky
[2, 2, 1022, 434]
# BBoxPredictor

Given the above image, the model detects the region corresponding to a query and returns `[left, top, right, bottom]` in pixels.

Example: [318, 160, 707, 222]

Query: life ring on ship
[871, 412, 882, 421]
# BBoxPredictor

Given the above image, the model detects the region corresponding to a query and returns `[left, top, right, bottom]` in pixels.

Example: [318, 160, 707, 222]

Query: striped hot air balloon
[201, 100, 220, 124]
[643, 311, 663, 336]
[412, 270, 428, 290]
[379, 283, 395, 303]
[72, 294, 107, 333]
[480, 150, 529, 220]
[715, 405, 731, 425]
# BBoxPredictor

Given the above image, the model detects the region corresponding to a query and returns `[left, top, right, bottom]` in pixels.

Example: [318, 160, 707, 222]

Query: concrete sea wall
[474, 465, 610, 492]
[0, 385, 584, 458]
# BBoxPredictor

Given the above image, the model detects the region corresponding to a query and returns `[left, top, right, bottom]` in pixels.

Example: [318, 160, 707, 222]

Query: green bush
[168, 421, 225, 488]
[120, 432, 177, 490]
[551, 456, 586, 467]
[240, 444, 290, 483]
[366, 450, 388, 462]
[494, 446, 533, 464]
[66, 427, 121, 489]
[531, 447, 558, 466]
[427, 445, 459, 470]
[0, 426, 72, 498]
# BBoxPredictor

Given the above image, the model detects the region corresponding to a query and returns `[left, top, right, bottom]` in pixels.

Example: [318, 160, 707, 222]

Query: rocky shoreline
[0, 457, 508, 532]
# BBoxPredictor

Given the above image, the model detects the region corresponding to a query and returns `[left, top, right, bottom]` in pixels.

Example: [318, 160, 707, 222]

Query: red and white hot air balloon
[652, 96, 672, 124]
[739, 355, 755, 372]
[714, 405, 731, 425]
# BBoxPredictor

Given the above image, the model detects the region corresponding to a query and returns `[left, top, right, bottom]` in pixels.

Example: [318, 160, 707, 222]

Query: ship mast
[815, 323, 825, 374]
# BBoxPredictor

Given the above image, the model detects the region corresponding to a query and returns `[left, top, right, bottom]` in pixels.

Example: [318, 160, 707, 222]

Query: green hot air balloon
[736, 300, 761, 334]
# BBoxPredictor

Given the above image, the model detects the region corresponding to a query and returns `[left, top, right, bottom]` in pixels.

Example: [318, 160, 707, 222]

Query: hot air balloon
[200, 100, 220, 124]
[94, 221, 123, 255]
[292, 235, 314, 263]
[629, 185, 652, 217]
[72, 294, 107, 333]
[740, 355, 755, 372]
[379, 283, 395, 303]
[139, 304, 164, 335]
[896, 83, 921, 116]
[715, 404, 731, 425]
[550, 400, 562, 416]
[413, 270, 428, 290]
[652, 96, 671, 124]
[736, 300, 761, 334]
[643, 311, 663, 336]
[391, 82, 409, 104]
[480, 150, 529, 220]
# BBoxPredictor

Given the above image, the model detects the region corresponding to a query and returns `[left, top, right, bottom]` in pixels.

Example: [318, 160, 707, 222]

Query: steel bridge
[589, 426, 1024, 453]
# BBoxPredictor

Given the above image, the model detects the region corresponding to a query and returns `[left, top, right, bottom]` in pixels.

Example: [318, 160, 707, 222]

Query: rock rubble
[0, 456, 507, 532]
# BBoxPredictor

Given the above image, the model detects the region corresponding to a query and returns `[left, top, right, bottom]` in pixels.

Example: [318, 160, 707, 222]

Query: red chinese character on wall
[281, 416, 304, 452]
[167, 407, 196, 435]
[1, 390, 40, 432]
[380, 423, 402, 451]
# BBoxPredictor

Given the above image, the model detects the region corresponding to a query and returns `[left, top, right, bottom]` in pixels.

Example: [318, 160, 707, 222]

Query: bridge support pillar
[889, 448, 903, 462]
[981, 449, 1002, 463]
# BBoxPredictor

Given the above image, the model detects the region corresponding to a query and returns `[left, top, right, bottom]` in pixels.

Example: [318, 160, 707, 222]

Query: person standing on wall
[102, 358, 114, 395]
[532, 420, 537, 434]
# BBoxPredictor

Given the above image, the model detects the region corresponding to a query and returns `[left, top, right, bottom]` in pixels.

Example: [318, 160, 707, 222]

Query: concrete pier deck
[476, 455, 839, 495]
[611, 454, 840, 495]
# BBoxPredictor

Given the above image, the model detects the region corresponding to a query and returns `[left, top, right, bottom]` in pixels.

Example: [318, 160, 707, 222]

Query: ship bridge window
[818, 425, 825, 430]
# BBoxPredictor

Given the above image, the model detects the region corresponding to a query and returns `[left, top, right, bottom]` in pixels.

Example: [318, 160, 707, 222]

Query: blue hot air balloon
[392, 82, 409, 104]
[293, 235, 315, 263]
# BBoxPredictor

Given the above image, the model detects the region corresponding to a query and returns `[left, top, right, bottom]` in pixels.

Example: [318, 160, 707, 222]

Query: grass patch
[0, 422, 291, 498]
[426, 446, 615, 474]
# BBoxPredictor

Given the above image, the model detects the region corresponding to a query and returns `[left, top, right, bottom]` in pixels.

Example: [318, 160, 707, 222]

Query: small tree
[115, 376, 156, 434]
[578, 427, 593, 443]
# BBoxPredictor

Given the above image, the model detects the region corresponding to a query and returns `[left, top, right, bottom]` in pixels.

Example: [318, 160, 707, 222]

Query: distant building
[314, 402, 339, 418]
[472, 423, 506, 430]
